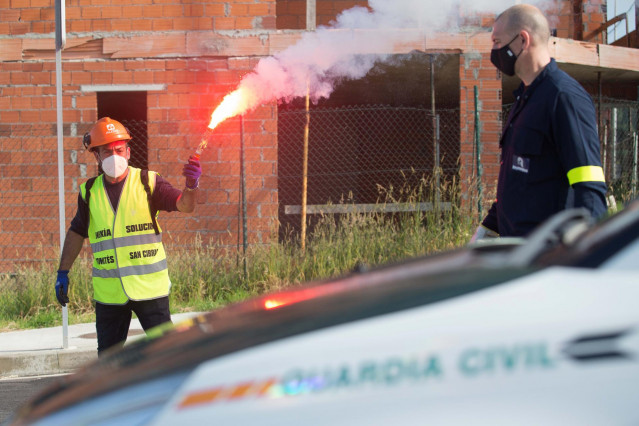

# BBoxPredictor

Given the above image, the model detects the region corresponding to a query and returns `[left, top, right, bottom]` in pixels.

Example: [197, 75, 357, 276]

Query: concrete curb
[0, 348, 96, 378]
[0, 312, 204, 379]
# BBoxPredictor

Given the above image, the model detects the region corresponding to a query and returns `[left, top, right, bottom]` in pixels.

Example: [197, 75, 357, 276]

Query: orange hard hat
[83, 117, 131, 150]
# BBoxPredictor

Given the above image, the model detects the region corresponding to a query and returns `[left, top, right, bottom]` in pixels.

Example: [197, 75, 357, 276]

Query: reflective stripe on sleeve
[567, 166, 605, 185]
[92, 258, 168, 279]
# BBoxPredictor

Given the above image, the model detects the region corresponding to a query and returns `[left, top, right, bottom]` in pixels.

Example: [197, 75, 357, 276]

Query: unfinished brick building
[0, 0, 638, 272]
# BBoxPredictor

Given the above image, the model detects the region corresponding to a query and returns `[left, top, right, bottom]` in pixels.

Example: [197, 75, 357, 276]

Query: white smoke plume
[209, 0, 558, 127]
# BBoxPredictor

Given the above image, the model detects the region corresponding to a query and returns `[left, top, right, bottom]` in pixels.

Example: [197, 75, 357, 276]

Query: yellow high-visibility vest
[81, 167, 170, 304]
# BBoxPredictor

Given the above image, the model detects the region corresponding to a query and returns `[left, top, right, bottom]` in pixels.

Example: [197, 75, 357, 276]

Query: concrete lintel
[81, 84, 166, 92]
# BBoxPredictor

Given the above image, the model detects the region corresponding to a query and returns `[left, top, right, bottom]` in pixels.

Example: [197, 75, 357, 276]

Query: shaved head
[496, 4, 550, 46]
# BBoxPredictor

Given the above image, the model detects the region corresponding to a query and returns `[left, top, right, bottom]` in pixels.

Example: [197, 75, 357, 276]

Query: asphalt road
[0, 375, 65, 424]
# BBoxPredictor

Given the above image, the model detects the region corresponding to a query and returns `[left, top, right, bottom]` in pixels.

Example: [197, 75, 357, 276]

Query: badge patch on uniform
[512, 155, 530, 173]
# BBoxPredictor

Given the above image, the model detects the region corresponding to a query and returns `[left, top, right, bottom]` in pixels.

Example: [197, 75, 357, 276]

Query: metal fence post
[633, 131, 638, 199]
[435, 114, 441, 205]
[612, 108, 618, 180]
[240, 116, 248, 280]
[474, 86, 483, 221]
[55, 0, 68, 350]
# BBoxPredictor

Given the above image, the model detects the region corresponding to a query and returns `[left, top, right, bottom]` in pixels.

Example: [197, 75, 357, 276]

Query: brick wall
[276, 0, 305, 29]
[582, 0, 607, 43]
[0, 57, 278, 271]
[548, 0, 607, 41]
[276, 0, 367, 29]
[0, 59, 75, 271]
[458, 0, 608, 42]
[2, 0, 610, 38]
[0, 0, 624, 271]
[3, 0, 276, 35]
[0, 0, 279, 271]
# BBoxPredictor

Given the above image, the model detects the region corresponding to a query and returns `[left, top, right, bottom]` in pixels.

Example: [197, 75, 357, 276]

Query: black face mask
[490, 34, 522, 76]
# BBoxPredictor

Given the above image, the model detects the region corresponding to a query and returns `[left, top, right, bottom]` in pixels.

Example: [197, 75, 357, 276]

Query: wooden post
[301, 82, 310, 251]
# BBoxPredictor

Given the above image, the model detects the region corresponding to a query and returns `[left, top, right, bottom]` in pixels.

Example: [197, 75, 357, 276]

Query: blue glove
[183, 156, 202, 190]
[55, 270, 69, 307]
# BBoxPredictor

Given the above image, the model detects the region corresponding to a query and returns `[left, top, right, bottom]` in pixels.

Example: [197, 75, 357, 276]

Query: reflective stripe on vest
[90, 233, 162, 254]
[567, 165, 605, 186]
[82, 167, 170, 304]
[92, 258, 168, 279]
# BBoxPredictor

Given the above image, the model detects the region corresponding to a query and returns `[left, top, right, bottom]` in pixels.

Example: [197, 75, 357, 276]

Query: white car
[9, 202, 639, 425]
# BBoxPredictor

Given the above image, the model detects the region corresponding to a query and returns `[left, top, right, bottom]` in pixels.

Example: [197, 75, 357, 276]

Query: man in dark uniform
[472, 4, 607, 240]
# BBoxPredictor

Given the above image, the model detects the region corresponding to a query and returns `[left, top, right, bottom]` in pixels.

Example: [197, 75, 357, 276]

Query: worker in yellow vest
[54, 117, 202, 356]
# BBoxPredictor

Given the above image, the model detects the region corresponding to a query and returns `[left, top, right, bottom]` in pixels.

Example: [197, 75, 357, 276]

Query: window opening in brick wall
[277, 53, 461, 239]
[607, 0, 637, 43]
[97, 91, 148, 169]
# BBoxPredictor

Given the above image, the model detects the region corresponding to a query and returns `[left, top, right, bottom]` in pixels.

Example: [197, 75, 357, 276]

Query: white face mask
[101, 154, 128, 178]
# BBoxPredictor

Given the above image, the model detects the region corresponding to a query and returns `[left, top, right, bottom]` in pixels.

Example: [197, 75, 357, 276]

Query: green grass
[0, 176, 477, 331]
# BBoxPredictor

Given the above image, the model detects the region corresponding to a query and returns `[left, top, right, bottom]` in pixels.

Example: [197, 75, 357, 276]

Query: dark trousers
[95, 297, 171, 356]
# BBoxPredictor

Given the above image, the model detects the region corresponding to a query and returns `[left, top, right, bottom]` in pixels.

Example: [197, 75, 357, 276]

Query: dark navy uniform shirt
[482, 59, 607, 237]
[69, 172, 182, 238]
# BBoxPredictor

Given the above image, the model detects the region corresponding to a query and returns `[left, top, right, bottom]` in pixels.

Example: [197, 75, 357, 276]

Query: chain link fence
[599, 98, 639, 205]
[0, 123, 75, 273]
[0, 120, 151, 273]
[1, 99, 637, 272]
[277, 105, 460, 238]
[119, 119, 149, 171]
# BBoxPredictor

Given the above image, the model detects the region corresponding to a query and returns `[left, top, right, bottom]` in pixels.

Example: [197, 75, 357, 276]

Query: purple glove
[183, 156, 202, 190]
